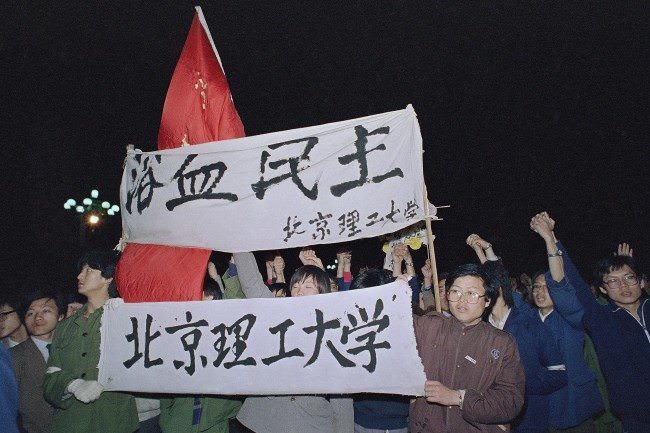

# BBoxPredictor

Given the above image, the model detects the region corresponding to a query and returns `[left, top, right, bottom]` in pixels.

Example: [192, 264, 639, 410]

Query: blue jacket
[0, 343, 20, 433]
[551, 241, 650, 429]
[492, 303, 568, 433]
[353, 394, 409, 430]
[539, 275, 604, 429]
[500, 304, 567, 433]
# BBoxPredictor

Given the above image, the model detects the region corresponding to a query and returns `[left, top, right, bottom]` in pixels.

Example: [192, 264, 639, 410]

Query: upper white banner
[121, 105, 425, 252]
[98, 281, 426, 396]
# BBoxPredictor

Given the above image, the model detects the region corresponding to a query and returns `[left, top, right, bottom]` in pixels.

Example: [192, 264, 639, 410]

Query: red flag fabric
[116, 7, 245, 302]
[156, 7, 245, 149]
[116, 243, 209, 302]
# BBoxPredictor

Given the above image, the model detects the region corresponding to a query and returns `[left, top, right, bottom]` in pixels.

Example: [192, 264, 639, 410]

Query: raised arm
[530, 213, 564, 283]
[272, 255, 286, 284]
[220, 256, 246, 299]
[336, 251, 352, 291]
[233, 252, 273, 299]
[530, 212, 596, 328]
[392, 243, 415, 277]
[299, 248, 324, 270]
[466, 234, 488, 264]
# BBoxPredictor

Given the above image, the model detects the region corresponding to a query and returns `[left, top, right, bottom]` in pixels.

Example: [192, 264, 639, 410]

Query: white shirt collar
[489, 307, 512, 330]
[539, 308, 555, 322]
[31, 336, 51, 362]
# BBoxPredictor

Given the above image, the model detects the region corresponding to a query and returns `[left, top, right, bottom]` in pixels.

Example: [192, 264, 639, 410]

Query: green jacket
[222, 270, 246, 299]
[159, 396, 242, 433]
[43, 305, 138, 433]
[159, 277, 244, 433]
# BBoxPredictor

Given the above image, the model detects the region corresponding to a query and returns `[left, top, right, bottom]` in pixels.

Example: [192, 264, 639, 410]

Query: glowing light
[91, 189, 99, 198]
[88, 214, 100, 225]
[76, 206, 84, 213]
[102, 201, 110, 209]
[64, 203, 71, 210]
[83, 198, 92, 205]
[111, 205, 120, 212]
[107, 209, 115, 216]
[66, 199, 76, 206]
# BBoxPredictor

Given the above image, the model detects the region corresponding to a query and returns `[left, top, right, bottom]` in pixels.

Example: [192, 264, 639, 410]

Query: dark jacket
[411, 313, 525, 433]
[1, 343, 20, 433]
[10, 338, 54, 433]
[551, 241, 650, 430]
[500, 305, 567, 433]
[353, 394, 409, 430]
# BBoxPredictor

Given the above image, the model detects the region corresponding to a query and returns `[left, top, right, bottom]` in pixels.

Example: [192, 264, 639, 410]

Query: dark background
[1, 1, 647, 297]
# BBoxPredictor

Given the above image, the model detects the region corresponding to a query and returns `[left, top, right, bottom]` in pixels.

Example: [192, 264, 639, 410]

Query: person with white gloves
[43, 251, 138, 433]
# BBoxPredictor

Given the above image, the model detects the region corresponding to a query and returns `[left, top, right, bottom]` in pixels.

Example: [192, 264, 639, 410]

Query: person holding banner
[43, 251, 138, 433]
[233, 251, 354, 433]
[411, 263, 525, 433]
[349, 268, 410, 433]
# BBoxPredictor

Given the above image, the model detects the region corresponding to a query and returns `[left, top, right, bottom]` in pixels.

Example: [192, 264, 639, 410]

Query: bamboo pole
[422, 184, 441, 312]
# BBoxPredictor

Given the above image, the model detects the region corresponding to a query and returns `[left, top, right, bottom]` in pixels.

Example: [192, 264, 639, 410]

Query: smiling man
[411, 263, 525, 433]
[10, 290, 65, 433]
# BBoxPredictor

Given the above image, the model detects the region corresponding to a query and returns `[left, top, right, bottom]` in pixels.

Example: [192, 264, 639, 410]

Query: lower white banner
[98, 280, 426, 396]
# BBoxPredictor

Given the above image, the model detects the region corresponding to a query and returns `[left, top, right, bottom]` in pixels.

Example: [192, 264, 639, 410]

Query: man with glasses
[1, 299, 28, 348]
[529, 213, 604, 432]
[531, 212, 649, 433]
[410, 263, 525, 432]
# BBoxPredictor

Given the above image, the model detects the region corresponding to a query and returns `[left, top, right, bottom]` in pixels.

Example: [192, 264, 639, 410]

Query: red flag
[116, 7, 245, 302]
[156, 7, 244, 149]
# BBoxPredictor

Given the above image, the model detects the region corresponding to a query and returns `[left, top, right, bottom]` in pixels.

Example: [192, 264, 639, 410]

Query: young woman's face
[291, 276, 320, 297]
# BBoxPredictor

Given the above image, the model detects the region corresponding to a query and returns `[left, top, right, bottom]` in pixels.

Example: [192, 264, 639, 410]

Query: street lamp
[64, 188, 120, 226]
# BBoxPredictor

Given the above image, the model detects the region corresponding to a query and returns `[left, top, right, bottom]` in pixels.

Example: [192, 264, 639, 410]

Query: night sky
[1, 2, 647, 297]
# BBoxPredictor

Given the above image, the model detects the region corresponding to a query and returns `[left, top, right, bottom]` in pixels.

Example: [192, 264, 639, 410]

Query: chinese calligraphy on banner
[121, 105, 425, 252]
[98, 281, 426, 396]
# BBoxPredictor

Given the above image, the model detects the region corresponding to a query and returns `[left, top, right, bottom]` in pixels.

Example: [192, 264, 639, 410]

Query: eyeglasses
[0, 310, 16, 321]
[531, 284, 547, 294]
[447, 289, 488, 304]
[603, 274, 639, 290]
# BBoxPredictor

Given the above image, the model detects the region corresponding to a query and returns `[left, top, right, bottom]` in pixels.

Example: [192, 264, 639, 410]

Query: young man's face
[447, 275, 490, 326]
[599, 264, 644, 307]
[0, 303, 22, 339]
[77, 265, 112, 296]
[532, 275, 554, 310]
[24, 298, 62, 339]
[291, 276, 319, 297]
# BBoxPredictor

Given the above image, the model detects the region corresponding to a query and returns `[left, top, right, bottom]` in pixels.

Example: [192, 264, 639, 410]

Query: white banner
[98, 281, 426, 396]
[121, 105, 425, 252]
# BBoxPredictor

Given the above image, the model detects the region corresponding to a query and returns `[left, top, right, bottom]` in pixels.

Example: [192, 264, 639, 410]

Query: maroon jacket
[411, 313, 525, 433]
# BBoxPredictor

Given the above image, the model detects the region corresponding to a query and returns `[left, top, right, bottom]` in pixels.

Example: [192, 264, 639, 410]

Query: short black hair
[270, 283, 289, 297]
[203, 276, 223, 300]
[289, 265, 332, 294]
[482, 261, 514, 308]
[78, 250, 119, 297]
[20, 289, 65, 321]
[350, 268, 394, 291]
[446, 263, 499, 306]
[595, 255, 641, 286]
[78, 250, 118, 278]
[0, 296, 23, 317]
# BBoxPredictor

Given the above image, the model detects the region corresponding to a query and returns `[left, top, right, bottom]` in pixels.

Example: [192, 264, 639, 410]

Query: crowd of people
[1, 212, 648, 433]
